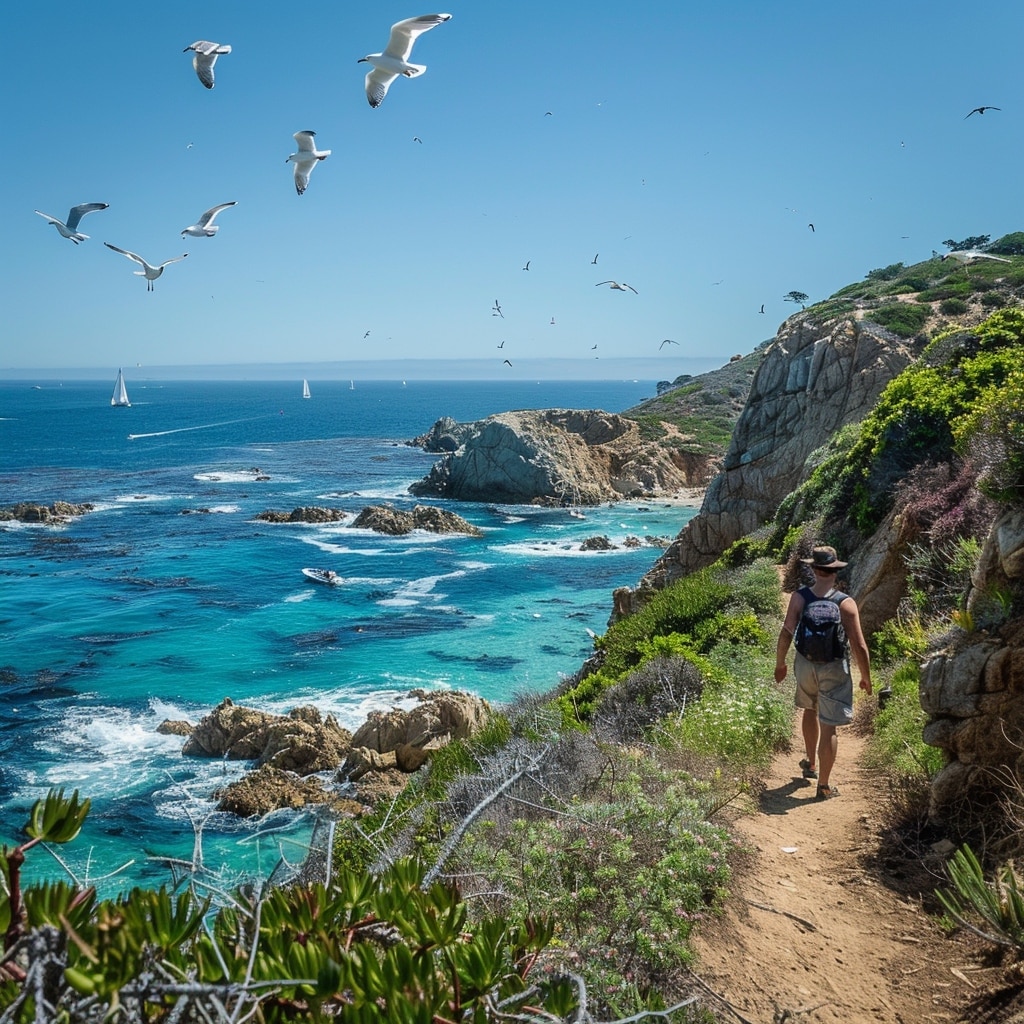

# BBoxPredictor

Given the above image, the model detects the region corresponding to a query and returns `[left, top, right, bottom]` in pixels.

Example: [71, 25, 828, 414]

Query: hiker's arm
[841, 600, 872, 694]
[774, 593, 802, 682]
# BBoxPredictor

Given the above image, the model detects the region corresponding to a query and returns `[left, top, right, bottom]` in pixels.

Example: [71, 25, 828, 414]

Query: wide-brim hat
[799, 545, 848, 569]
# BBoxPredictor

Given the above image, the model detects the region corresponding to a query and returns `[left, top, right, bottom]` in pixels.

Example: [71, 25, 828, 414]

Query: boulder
[350, 504, 483, 537]
[156, 719, 193, 736]
[254, 507, 348, 524]
[181, 699, 352, 774]
[348, 690, 490, 755]
[0, 502, 94, 523]
[214, 764, 364, 818]
[580, 536, 616, 551]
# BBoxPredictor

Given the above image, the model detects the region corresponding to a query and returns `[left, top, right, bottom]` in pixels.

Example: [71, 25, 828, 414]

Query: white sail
[302, 378, 311, 399]
[111, 368, 130, 407]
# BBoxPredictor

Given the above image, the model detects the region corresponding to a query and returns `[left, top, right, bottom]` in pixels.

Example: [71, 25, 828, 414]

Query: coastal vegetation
[5, 258, 1024, 1019]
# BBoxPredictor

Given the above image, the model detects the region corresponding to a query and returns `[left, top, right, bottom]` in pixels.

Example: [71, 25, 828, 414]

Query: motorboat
[301, 567, 343, 585]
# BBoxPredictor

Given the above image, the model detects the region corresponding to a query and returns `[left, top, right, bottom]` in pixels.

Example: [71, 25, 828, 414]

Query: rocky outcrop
[637, 316, 919, 590]
[580, 536, 616, 551]
[254, 507, 348, 524]
[181, 699, 352, 774]
[177, 691, 491, 817]
[920, 509, 1024, 828]
[0, 501, 94, 523]
[409, 409, 705, 505]
[214, 765, 364, 818]
[349, 504, 483, 537]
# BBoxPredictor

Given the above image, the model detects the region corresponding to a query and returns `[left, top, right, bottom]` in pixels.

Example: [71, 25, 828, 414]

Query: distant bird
[941, 249, 1011, 265]
[181, 201, 237, 237]
[965, 106, 1001, 118]
[492, 299, 504, 318]
[591, 253, 599, 264]
[104, 244, 188, 291]
[596, 280, 638, 294]
[759, 304, 765, 314]
[659, 339, 678, 349]
[34, 203, 108, 244]
[544, 111, 553, 116]
[550, 317, 556, 325]
[183, 40, 231, 89]
[497, 340, 505, 348]
[522, 260, 530, 271]
[503, 359, 512, 367]
[413, 136, 423, 143]
[364, 330, 371, 339]
[358, 13, 452, 108]
[808, 223, 815, 232]
[591, 344, 598, 350]
[286, 131, 331, 195]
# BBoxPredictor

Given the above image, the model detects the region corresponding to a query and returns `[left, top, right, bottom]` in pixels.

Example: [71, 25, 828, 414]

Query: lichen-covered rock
[408, 409, 702, 505]
[350, 504, 483, 537]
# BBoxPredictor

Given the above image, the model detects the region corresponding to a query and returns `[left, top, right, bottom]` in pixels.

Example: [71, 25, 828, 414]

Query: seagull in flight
[181, 201, 237, 237]
[596, 280, 638, 294]
[492, 299, 504, 318]
[591, 253, 599, 264]
[183, 40, 231, 89]
[759, 304, 765, 314]
[659, 339, 678, 349]
[941, 249, 1011, 265]
[522, 260, 530, 271]
[358, 13, 452, 108]
[104, 244, 188, 291]
[34, 203, 109, 244]
[503, 359, 512, 367]
[286, 131, 331, 195]
[497, 340, 505, 348]
[808, 223, 815, 232]
[965, 106, 1001, 118]
[364, 330, 371, 339]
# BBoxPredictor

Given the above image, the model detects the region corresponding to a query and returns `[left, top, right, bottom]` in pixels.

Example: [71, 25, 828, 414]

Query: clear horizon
[1, 355, 724, 382]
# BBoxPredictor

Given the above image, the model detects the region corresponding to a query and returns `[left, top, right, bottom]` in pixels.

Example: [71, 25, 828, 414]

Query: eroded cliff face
[920, 510, 1024, 830]
[638, 315, 919, 590]
[409, 409, 712, 505]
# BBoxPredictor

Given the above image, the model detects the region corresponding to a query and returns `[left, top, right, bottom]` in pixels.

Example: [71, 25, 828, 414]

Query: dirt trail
[690, 722, 1004, 1024]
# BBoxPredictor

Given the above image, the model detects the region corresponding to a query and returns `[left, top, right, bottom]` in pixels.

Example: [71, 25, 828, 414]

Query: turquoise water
[0, 378, 695, 892]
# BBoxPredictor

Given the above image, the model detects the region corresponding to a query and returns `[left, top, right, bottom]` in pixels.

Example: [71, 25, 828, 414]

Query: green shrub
[869, 302, 931, 337]
[939, 298, 969, 315]
[894, 275, 931, 292]
[870, 662, 945, 778]
[919, 280, 972, 302]
[869, 615, 928, 666]
[980, 291, 1006, 308]
[866, 262, 905, 282]
[990, 232, 1024, 256]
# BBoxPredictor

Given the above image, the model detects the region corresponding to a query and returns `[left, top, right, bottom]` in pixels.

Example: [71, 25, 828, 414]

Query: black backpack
[793, 586, 848, 663]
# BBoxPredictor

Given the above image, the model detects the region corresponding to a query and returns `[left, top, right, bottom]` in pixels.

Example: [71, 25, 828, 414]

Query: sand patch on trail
[690, 722, 1003, 1023]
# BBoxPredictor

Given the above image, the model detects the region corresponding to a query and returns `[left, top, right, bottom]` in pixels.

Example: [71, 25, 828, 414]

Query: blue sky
[5, 1, 1023, 378]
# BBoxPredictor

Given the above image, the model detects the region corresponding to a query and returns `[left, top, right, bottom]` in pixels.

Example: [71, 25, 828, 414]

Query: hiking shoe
[815, 784, 839, 800]
[799, 758, 818, 779]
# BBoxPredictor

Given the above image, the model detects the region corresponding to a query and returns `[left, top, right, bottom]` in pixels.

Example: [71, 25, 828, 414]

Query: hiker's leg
[801, 707, 819, 768]
[818, 723, 838, 787]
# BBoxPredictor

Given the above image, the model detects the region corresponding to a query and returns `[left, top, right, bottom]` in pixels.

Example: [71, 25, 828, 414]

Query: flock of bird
[33, 14, 455, 292]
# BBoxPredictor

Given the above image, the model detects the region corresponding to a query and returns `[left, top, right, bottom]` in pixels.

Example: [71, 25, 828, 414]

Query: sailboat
[302, 379, 311, 399]
[111, 368, 131, 407]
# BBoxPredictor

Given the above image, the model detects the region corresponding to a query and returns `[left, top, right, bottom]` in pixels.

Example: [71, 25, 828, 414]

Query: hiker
[774, 545, 872, 800]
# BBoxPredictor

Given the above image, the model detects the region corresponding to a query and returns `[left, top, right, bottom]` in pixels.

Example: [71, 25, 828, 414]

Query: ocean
[0, 377, 697, 893]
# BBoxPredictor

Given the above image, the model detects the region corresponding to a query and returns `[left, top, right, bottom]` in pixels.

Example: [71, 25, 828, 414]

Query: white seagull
[34, 203, 109, 244]
[659, 339, 679, 349]
[183, 40, 231, 89]
[941, 249, 1011, 265]
[104, 243, 188, 291]
[286, 131, 331, 195]
[596, 280, 638, 294]
[358, 13, 452, 108]
[181, 201, 237, 237]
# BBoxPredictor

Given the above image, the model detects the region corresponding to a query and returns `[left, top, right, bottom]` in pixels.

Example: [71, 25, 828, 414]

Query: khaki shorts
[794, 653, 854, 727]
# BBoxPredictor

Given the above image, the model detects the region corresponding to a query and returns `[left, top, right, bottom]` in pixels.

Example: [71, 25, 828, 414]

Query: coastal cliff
[637, 314, 920, 590]
[408, 408, 712, 505]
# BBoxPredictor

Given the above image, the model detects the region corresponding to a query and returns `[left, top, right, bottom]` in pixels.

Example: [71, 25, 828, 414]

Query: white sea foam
[489, 540, 634, 558]
[113, 493, 181, 504]
[194, 470, 268, 483]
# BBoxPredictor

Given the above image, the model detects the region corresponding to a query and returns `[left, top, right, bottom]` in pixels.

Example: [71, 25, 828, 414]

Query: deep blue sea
[0, 377, 695, 893]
